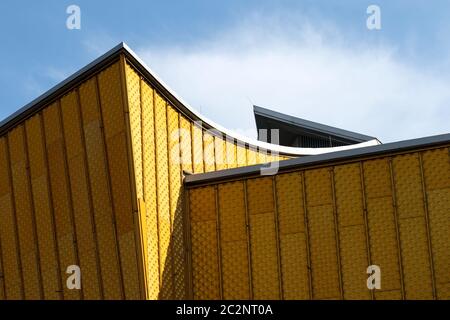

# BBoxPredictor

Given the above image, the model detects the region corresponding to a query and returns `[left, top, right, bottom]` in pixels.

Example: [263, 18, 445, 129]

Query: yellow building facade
[0, 43, 448, 300]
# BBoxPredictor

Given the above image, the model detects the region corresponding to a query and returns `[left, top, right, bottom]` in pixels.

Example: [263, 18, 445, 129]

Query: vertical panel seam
[272, 177, 284, 300]
[138, 78, 149, 299]
[359, 162, 375, 300]
[40, 112, 64, 300]
[75, 88, 104, 299]
[119, 56, 145, 300]
[418, 152, 437, 300]
[388, 158, 406, 300]
[57, 100, 84, 300]
[0, 195, 5, 299]
[301, 172, 313, 300]
[5, 136, 25, 299]
[214, 185, 223, 299]
[330, 168, 344, 300]
[165, 102, 176, 298]
[177, 112, 185, 299]
[94, 74, 126, 300]
[23, 122, 46, 300]
[183, 190, 193, 299]
[243, 180, 254, 299]
[151, 87, 162, 295]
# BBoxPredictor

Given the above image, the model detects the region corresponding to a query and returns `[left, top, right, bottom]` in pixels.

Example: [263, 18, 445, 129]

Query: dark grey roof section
[254, 105, 379, 144]
[184, 133, 450, 186]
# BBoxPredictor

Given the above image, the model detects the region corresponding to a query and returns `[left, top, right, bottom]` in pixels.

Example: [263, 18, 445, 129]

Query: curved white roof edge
[124, 43, 381, 156]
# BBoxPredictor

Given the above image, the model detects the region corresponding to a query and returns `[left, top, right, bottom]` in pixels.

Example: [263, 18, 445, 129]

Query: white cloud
[137, 13, 450, 142]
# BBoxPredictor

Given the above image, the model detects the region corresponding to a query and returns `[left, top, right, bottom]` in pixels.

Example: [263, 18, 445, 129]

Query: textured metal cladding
[275, 172, 309, 299]
[125, 64, 143, 200]
[43, 103, 80, 300]
[236, 143, 247, 167]
[8, 126, 42, 299]
[61, 91, 101, 299]
[24, 115, 61, 300]
[333, 164, 371, 300]
[422, 148, 450, 299]
[179, 116, 193, 173]
[140, 80, 160, 299]
[122, 63, 291, 300]
[192, 124, 204, 174]
[79, 77, 122, 299]
[167, 106, 185, 299]
[214, 136, 227, 171]
[246, 178, 280, 299]
[153, 91, 172, 299]
[362, 159, 402, 299]
[246, 146, 258, 166]
[225, 140, 237, 169]
[0, 138, 22, 299]
[392, 153, 433, 299]
[98, 62, 140, 299]
[218, 181, 250, 299]
[189, 186, 220, 299]
[305, 169, 340, 299]
[203, 131, 216, 173]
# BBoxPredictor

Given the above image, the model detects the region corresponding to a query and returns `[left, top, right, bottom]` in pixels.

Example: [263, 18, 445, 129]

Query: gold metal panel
[366, 198, 401, 292]
[426, 189, 450, 292]
[140, 80, 160, 299]
[422, 148, 450, 190]
[334, 164, 365, 227]
[153, 92, 172, 298]
[192, 124, 204, 174]
[43, 104, 80, 300]
[190, 220, 220, 300]
[8, 126, 42, 300]
[0, 138, 22, 299]
[392, 153, 424, 219]
[224, 140, 235, 169]
[236, 142, 246, 167]
[125, 63, 143, 200]
[275, 172, 304, 234]
[167, 105, 184, 299]
[305, 168, 332, 206]
[398, 217, 433, 299]
[247, 177, 274, 215]
[214, 136, 227, 171]
[248, 212, 280, 299]
[24, 116, 60, 300]
[307, 204, 340, 300]
[79, 79, 122, 300]
[339, 225, 371, 300]
[279, 233, 309, 299]
[203, 131, 215, 173]
[179, 116, 193, 173]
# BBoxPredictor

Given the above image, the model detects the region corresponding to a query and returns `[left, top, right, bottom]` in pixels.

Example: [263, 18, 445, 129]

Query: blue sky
[1, 1, 449, 142]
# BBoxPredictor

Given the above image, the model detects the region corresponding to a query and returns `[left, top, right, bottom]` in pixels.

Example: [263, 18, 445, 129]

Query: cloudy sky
[1, 0, 450, 142]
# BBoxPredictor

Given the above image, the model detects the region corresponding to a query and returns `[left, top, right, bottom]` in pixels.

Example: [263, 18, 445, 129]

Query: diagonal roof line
[253, 105, 379, 143]
[0, 42, 380, 156]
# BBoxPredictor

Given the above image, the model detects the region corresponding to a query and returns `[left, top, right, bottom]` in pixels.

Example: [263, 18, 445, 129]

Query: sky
[0, 0, 450, 142]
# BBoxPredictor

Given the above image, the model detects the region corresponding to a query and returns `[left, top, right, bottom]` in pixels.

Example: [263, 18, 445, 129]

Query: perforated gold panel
[25, 115, 61, 300]
[186, 145, 449, 301]
[275, 172, 309, 299]
[218, 181, 250, 299]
